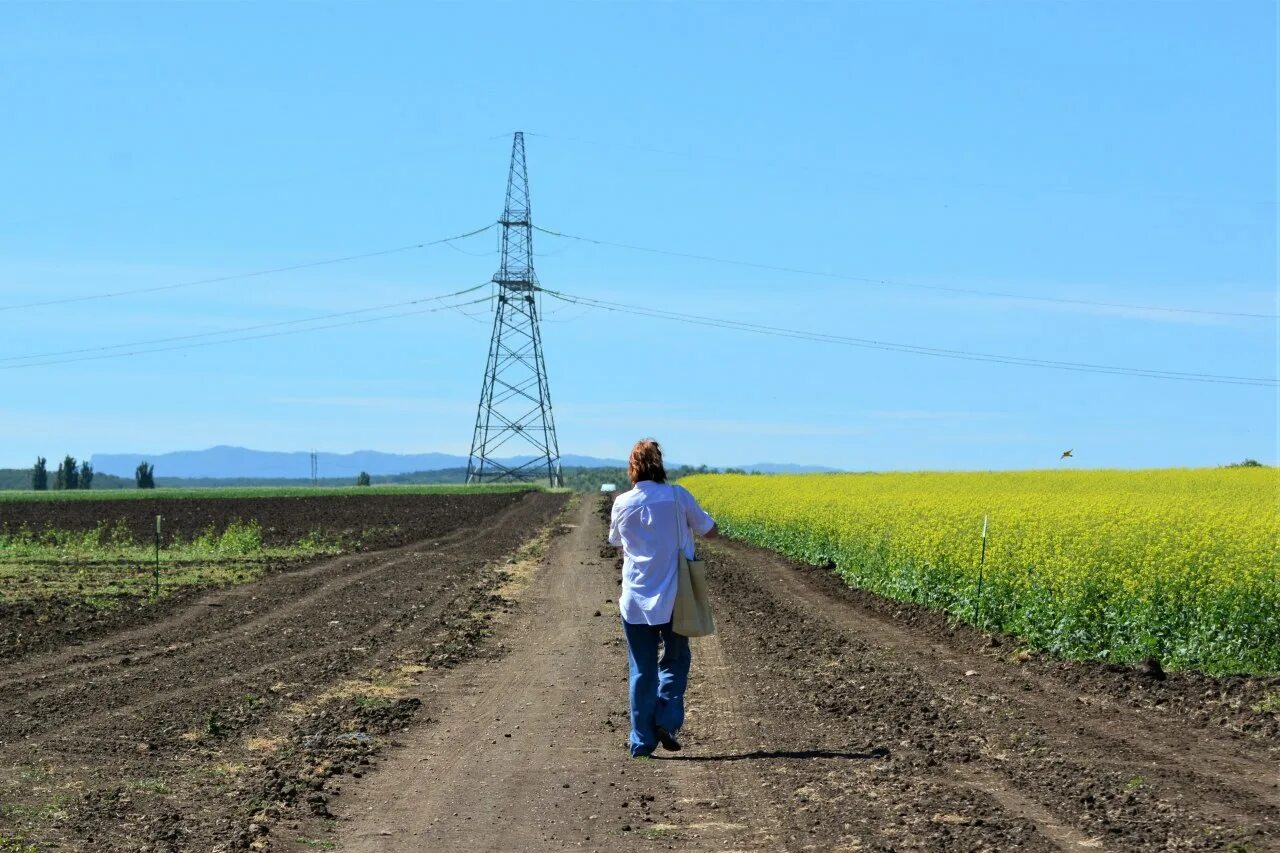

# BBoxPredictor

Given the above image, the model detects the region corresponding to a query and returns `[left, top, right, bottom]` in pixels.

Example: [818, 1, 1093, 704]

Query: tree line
[30, 457, 155, 490]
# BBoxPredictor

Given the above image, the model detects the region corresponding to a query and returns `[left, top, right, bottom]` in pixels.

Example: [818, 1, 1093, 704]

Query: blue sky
[1, 1, 1274, 471]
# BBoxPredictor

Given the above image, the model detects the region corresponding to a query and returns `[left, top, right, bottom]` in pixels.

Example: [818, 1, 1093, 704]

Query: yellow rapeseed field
[682, 468, 1279, 674]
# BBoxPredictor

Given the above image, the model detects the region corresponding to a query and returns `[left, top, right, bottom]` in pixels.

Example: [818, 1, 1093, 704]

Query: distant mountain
[559, 454, 628, 468]
[88, 446, 833, 481]
[90, 446, 628, 480]
[741, 462, 841, 474]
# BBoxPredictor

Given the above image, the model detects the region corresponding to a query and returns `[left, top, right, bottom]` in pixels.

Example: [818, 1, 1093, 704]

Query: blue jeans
[621, 619, 691, 756]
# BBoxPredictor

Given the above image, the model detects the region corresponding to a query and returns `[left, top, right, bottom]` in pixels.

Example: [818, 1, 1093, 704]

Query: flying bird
[1061, 449, 1074, 459]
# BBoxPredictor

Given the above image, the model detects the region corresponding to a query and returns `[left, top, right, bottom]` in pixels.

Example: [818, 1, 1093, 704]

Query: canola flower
[682, 468, 1280, 675]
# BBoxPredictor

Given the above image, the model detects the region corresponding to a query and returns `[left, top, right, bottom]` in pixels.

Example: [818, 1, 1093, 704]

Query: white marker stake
[974, 515, 989, 625]
[154, 515, 163, 598]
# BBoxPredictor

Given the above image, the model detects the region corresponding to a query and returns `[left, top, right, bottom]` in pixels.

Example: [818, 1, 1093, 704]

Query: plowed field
[2, 491, 1276, 852]
[0, 490, 569, 850]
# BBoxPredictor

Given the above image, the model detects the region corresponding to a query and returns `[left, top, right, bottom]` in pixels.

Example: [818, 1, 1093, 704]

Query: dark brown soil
[788, 552, 1280, 742]
[0, 491, 531, 547]
[696, 535, 1279, 851]
[322, 493, 1277, 852]
[0, 490, 568, 851]
[0, 491, 535, 665]
[4, 491, 1276, 852]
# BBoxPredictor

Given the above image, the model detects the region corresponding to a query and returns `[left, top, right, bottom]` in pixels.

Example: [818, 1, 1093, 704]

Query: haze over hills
[89, 446, 839, 480]
[90, 447, 621, 479]
[740, 462, 842, 474]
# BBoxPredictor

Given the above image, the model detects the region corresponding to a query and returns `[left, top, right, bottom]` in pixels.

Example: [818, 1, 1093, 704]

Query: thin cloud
[867, 409, 1004, 422]
[572, 414, 870, 437]
[270, 395, 473, 414]
[970, 294, 1263, 327]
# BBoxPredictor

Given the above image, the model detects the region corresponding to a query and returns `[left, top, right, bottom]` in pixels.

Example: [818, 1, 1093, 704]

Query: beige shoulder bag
[670, 484, 715, 637]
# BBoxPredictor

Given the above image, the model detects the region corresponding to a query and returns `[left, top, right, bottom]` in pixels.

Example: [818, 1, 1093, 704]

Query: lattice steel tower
[466, 132, 563, 486]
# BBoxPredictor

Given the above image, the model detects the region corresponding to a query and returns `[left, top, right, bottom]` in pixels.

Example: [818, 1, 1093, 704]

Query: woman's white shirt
[608, 481, 716, 625]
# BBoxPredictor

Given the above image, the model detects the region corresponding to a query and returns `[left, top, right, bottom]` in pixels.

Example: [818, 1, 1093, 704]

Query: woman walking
[608, 439, 718, 757]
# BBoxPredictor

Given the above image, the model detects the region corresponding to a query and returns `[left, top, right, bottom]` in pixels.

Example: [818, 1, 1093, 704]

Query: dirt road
[326, 495, 1277, 852]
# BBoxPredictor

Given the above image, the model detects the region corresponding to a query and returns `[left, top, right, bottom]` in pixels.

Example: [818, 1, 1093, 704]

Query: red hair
[628, 438, 667, 484]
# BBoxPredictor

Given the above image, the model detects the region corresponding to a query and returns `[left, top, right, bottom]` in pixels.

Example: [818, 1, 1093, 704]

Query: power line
[447, 302, 490, 324]
[541, 305, 594, 324]
[5, 271, 1268, 387]
[540, 287, 1278, 388]
[0, 223, 498, 313]
[534, 225, 1275, 321]
[442, 240, 499, 258]
[0, 133, 518, 234]
[0, 283, 490, 364]
[525, 130, 1274, 209]
[0, 294, 492, 371]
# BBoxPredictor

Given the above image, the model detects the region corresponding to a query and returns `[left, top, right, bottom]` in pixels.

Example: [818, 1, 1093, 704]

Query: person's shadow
[659, 746, 889, 762]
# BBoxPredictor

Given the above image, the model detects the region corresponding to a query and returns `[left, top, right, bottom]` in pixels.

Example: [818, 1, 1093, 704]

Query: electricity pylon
[466, 132, 563, 487]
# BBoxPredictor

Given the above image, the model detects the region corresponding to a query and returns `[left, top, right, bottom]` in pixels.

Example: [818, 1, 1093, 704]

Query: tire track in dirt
[329, 496, 754, 852]
[26, 616, 414, 749]
[0, 491, 569, 851]
[328, 495, 1052, 852]
[324, 493, 1061, 851]
[750, 543, 1280, 813]
[0, 501, 526, 696]
[943, 765, 1104, 851]
[678, 630, 785, 849]
[697, 555, 1054, 850]
[703, 537, 1278, 851]
[1, 502, 540, 747]
[229, 490, 1279, 852]
[0, 492, 535, 666]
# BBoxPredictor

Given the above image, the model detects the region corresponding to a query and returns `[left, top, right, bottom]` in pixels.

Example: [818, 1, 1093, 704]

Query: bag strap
[670, 483, 685, 554]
